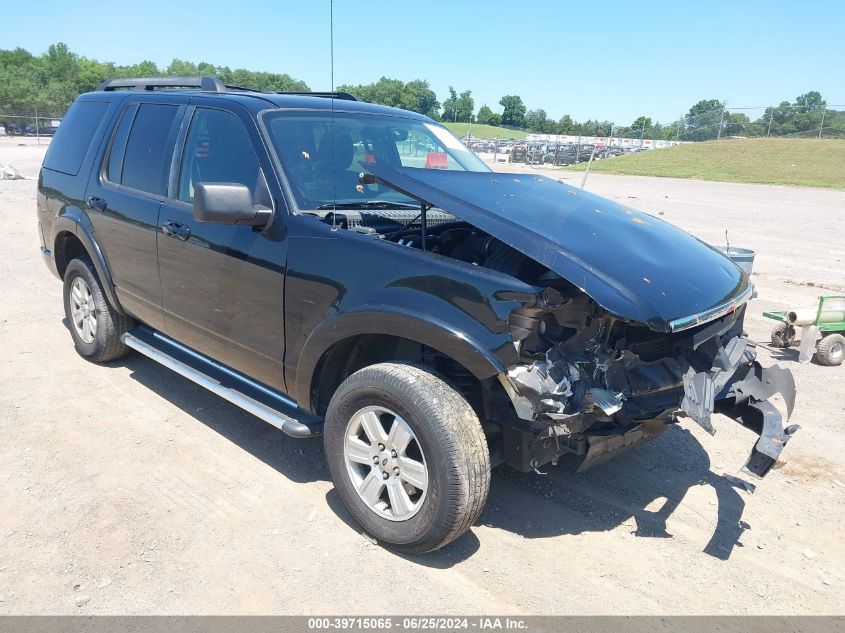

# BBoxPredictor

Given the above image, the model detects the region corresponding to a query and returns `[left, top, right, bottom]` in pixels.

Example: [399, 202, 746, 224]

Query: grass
[566, 138, 845, 189]
[442, 122, 527, 140]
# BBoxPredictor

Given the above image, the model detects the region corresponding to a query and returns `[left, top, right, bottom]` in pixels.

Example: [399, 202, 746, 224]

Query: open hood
[363, 164, 749, 332]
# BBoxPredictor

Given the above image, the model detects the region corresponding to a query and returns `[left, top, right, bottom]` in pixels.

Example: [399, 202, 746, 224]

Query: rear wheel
[324, 362, 490, 554]
[816, 333, 845, 366]
[63, 257, 134, 362]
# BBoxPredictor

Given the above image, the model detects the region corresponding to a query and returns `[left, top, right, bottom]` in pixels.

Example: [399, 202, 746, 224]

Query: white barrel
[787, 309, 845, 326]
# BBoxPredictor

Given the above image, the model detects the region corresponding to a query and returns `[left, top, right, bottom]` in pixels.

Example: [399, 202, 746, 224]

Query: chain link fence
[0, 112, 65, 143]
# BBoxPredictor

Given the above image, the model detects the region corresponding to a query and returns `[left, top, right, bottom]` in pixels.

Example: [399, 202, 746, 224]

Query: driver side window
[178, 108, 270, 206]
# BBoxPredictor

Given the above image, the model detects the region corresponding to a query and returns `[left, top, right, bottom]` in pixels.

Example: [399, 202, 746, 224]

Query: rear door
[156, 100, 289, 393]
[85, 99, 185, 329]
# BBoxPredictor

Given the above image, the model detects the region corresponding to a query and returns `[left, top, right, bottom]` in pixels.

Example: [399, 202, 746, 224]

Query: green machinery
[764, 295, 845, 366]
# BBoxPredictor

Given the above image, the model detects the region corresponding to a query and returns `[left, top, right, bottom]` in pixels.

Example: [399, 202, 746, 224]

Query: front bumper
[682, 340, 799, 478]
[499, 334, 798, 477]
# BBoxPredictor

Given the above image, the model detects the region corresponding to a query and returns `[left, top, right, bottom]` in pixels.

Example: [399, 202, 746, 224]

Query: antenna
[329, 0, 338, 230]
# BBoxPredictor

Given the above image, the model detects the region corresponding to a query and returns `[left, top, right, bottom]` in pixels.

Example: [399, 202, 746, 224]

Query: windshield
[261, 110, 489, 210]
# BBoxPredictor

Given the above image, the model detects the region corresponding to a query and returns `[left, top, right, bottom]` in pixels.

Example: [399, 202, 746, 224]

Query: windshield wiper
[315, 201, 421, 211]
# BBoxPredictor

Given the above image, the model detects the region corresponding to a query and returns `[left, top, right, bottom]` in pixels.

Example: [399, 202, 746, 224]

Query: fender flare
[52, 212, 125, 314]
[293, 306, 512, 411]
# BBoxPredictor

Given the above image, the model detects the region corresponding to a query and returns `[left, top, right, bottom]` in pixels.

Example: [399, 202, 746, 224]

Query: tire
[816, 333, 845, 366]
[324, 362, 490, 554]
[63, 257, 134, 362]
[771, 322, 796, 348]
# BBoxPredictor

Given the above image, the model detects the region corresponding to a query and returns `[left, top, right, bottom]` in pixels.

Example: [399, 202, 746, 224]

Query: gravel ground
[1, 137, 844, 615]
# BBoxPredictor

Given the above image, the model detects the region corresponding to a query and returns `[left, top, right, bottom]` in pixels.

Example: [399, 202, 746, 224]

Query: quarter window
[42, 100, 109, 176]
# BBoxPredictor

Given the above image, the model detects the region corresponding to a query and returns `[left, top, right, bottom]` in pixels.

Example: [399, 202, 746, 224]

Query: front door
[156, 104, 288, 393]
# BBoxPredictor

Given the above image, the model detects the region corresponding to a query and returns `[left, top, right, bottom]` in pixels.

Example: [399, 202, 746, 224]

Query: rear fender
[53, 209, 124, 314]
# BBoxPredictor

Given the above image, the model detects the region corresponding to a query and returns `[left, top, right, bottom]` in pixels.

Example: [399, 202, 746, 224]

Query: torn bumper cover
[499, 335, 799, 478]
[682, 338, 799, 478]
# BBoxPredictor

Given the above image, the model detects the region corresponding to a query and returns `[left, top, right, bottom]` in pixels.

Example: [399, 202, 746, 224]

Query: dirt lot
[1, 136, 844, 615]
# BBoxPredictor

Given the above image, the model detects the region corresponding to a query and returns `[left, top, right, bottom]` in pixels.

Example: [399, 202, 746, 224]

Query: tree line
[2, 43, 842, 141]
[0, 43, 308, 118]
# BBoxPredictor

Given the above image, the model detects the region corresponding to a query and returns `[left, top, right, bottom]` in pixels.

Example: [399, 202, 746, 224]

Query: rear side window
[42, 101, 109, 175]
[120, 104, 180, 196]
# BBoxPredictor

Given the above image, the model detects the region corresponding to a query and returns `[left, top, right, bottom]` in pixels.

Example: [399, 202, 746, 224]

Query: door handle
[86, 196, 107, 212]
[161, 220, 191, 241]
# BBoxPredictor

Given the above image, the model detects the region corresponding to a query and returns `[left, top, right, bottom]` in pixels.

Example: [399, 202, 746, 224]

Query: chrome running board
[121, 327, 320, 438]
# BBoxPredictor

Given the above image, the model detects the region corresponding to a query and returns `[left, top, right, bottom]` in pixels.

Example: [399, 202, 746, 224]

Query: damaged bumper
[499, 333, 798, 478]
[682, 339, 799, 477]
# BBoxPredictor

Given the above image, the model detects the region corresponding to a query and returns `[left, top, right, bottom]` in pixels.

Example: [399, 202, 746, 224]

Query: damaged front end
[351, 163, 799, 479]
[499, 290, 798, 478]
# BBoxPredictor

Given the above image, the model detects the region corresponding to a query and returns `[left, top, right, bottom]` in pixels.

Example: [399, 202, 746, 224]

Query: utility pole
[766, 107, 774, 137]
[675, 114, 683, 142]
[639, 121, 645, 147]
[35, 105, 40, 146]
[716, 101, 726, 140]
[818, 96, 828, 139]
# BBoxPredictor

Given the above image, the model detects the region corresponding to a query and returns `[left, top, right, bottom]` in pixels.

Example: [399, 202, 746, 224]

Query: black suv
[38, 77, 798, 553]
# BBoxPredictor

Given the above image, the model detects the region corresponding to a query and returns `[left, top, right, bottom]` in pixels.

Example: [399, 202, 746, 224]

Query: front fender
[293, 306, 513, 411]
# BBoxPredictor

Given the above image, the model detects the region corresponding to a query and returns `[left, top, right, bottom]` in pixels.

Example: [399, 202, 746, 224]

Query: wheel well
[54, 231, 88, 279]
[310, 334, 486, 418]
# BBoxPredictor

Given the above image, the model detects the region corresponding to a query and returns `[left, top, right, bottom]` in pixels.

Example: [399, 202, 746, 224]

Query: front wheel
[324, 362, 490, 554]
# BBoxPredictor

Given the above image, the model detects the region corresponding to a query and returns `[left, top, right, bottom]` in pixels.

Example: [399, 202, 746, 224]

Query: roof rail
[94, 78, 359, 101]
[278, 91, 358, 102]
[95, 76, 256, 93]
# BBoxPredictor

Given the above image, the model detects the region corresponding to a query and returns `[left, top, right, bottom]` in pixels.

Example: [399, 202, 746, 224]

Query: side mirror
[193, 183, 271, 227]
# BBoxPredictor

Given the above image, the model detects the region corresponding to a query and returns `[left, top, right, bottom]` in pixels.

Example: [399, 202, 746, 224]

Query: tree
[337, 77, 438, 116]
[476, 104, 502, 126]
[557, 114, 577, 135]
[722, 112, 750, 137]
[403, 79, 440, 118]
[524, 108, 548, 132]
[795, 91, 823, 110]
[441, 86, 458, 122]
[498, 95, 526, 128]
[476, 104, 495, 125]
[456, 90, 474, 123]
[683, 99, 724, 141]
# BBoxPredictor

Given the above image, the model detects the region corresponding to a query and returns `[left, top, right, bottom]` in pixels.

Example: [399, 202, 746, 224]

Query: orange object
[425, 152, 448, 169]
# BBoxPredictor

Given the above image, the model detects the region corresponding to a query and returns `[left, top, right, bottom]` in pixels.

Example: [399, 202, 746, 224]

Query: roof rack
[277, 91, 358, 102]
[96, 76, 231, 92]
[95, 77, 358, 101]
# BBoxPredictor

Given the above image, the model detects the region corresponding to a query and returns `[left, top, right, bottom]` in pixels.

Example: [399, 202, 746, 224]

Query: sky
[3, 0, 844, 124]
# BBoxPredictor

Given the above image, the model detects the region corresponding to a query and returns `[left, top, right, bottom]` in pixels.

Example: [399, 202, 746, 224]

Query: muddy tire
[324, 362, 490, 554]
[771, 322, 796, 348]
[63, 257, 134, 362]
[816, 333, 845, 366]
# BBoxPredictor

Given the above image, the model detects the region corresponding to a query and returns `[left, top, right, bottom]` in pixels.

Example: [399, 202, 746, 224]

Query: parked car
[4, 122, 24, 136]
[509, 143, 527, 162]
[38, 76, 798, 554]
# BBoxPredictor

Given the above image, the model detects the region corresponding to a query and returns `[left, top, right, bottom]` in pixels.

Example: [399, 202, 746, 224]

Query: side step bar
[121, 327, 321, 438]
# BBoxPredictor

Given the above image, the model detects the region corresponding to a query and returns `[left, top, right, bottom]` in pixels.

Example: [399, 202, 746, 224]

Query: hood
[363, 164, 749, 332]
